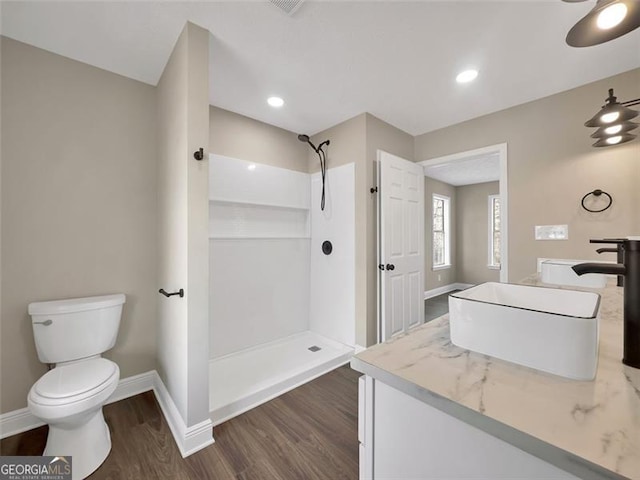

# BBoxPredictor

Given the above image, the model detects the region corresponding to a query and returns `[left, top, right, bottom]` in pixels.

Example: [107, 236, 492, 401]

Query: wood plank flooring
[0, 366, 360, 479]
[424, 290, 460, 323]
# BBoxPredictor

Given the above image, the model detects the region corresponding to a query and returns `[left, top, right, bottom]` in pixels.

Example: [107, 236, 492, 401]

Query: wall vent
[268, 0, 305, 16]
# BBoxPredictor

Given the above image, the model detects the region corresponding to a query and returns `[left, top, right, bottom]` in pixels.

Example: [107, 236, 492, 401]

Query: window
[488, 194, 501, 268]
[432, 194, 451, 269]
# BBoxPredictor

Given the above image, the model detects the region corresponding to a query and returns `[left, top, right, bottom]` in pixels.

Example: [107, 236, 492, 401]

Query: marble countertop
[352, 277, 640, 480]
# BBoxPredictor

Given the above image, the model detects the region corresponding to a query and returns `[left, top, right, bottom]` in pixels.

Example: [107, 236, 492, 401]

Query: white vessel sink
[449, 283, 601, 380]
[541, 260, 607, 289]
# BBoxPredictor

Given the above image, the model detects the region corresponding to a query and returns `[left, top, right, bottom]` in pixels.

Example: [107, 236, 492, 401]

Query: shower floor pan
[209, 330, 353, 426]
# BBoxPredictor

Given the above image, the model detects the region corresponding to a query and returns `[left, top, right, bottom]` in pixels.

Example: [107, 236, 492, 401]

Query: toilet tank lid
[28, 294, 126, 316]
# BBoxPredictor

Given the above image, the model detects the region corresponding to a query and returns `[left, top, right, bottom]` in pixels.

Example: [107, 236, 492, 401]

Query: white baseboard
[0, 408, 44, 440]
[0, 369, 214, 459]
[108, 370, 156, 404]
[354, 344, 367, 354]
[151, 371, 214, 457]
[424, 283, 474, 300]
[0, 370, 155, 440]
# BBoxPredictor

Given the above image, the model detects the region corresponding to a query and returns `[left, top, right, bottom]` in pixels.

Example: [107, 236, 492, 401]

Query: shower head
[297, 133, 318, 152]
[297, 133, 330, 153]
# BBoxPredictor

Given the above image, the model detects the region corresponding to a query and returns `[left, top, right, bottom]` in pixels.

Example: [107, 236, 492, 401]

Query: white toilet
[27, 294, 126, 480]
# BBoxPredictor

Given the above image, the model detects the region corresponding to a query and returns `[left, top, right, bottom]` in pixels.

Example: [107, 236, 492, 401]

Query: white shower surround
[207, 154, 356, 423]
[309, 163, 356, 347]
[209, 238, 311, 358]
[208, 154, 355, 361]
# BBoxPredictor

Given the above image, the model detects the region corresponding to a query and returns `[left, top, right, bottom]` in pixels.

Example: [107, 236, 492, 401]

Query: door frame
[418, 143, 509, 284]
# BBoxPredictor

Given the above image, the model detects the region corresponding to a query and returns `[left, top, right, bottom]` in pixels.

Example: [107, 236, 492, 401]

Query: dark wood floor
[1, 366, 360, 479]
[424, 290, 460, 322]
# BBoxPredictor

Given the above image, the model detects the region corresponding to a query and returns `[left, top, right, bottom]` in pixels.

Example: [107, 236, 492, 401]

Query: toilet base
[43, 407, 112, 480]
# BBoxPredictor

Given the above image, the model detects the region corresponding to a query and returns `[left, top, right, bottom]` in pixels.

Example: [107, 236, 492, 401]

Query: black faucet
[573, 239, 640, 369]
[595, 240, 625, 287]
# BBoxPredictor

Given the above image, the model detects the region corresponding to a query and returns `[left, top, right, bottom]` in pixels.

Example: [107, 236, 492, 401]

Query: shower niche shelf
[209, 235, 311, 239]
[209, 197, 309, 211]
[209, 198, 310, 239]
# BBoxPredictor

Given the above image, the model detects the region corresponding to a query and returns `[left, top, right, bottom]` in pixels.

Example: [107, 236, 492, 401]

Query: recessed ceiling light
[456, 69, 478, 84]
[267, 96, 284, 108]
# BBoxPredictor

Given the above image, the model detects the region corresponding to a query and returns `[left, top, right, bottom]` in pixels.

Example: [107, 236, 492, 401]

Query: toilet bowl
[28, 358, 120, 480]
[28, 294, 125, 480]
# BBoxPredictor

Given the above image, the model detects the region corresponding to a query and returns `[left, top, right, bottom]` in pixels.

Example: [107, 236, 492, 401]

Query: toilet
[27, 294, 126, 480]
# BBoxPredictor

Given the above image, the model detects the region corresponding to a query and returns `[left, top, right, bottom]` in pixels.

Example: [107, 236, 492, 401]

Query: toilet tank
[28, 294, 126, 364]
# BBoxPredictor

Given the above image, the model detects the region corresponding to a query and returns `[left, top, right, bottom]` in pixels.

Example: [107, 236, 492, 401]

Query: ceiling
[423, 153, 500, 186]
[2, 1, 639, 136]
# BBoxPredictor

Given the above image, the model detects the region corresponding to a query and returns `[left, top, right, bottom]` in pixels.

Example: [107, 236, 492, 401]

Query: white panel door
[379, 151, 424, 342]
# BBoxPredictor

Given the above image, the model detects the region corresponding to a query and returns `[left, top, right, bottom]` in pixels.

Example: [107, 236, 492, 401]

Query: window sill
[487, 264, 501, 270]
[432, 264, 452, 271]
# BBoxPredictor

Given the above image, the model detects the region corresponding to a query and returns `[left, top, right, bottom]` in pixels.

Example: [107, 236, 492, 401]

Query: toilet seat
[34, 358, 118, 403]
[28, 359, 119, 421]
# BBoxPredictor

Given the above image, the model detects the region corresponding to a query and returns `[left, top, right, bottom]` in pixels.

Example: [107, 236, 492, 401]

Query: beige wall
[425, 177, 457, 290]
[210, 106, 308, 172]
[309, 114, 366, 174]
[365, 115, 413, 345]
[0, 37, 157, 414]
[311, 113, 414, 347]
[156, 23, 210, 427]
[415, 68, 640, 282]
[456, 181, 500, 285]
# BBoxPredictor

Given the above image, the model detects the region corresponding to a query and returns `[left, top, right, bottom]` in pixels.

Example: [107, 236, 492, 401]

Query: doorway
[419, 143, 509, 293]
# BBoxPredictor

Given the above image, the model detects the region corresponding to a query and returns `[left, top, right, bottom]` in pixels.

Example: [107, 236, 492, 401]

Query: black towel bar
[159, 288, 184, 298]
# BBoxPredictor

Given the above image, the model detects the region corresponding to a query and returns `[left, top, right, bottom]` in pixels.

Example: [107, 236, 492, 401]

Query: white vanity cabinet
[353, 278, 638, 480]
[358, 375, 581, 480]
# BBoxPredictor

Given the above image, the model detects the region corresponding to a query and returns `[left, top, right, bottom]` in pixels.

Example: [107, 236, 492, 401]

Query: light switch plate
[535, 224, 569, 240]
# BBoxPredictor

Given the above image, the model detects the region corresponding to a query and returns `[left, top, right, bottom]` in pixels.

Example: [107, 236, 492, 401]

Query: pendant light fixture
[590, 122, 638, 138]
[585, 89, 640, 147]
[564, 0, 640, 47]
[592, 133, 637, 147]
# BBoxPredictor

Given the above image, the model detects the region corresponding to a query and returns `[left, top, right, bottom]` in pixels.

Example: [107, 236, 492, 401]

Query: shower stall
[208, 153, 355, 425]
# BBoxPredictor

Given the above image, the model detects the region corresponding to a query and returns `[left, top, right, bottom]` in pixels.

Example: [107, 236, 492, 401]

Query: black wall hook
[581, 189, 612, 213]
[159, 288, 184, 298]
[193, 148, 204, 161]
